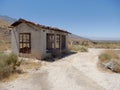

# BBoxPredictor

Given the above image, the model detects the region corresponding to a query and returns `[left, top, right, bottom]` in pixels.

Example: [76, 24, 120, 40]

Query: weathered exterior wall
[11, 28, 19, 55]
[12, 22, 69, 59]
[12, 23, 44, 59]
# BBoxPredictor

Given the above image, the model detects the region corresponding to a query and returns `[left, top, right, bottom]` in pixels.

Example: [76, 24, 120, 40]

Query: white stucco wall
[12, 22, 69, 59]
[12, 23, 44, 59]
[11, 28, 19, 55]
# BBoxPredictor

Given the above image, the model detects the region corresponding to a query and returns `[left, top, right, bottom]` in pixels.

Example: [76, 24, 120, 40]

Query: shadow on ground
[42, 51, 77, 62]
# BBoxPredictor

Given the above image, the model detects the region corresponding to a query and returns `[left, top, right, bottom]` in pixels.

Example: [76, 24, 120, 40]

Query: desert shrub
[5, 54, 22, 71]
[81, 41, 89, 46]
[98, 50, 120, 73]
[0, 53, 22, 80]
[99, 53, 111, 62]
[69, 45, 88, 52]
[79, 46, 88, 52]
[94, 42, 120, 49]
[99, 50, 119, 62]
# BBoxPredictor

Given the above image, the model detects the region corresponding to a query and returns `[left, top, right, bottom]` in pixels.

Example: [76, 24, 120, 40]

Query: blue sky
[0, 0, 120, 40]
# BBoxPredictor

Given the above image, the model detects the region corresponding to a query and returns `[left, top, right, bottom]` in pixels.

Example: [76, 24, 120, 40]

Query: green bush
[0, 53, 22, 80]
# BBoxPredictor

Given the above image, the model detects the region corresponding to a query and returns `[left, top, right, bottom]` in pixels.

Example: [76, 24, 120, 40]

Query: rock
[102, 59, 120, 73]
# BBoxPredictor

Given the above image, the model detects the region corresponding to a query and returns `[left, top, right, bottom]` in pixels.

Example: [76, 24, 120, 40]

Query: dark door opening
[61, 35, 66, 49]
[46, 33, 54, 53]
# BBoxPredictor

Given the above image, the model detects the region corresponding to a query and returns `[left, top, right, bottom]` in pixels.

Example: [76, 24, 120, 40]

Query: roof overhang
[11, 18, 71, 34]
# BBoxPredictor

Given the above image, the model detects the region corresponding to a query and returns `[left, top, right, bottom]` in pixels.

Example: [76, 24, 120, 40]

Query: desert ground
[1, 48, 120, 90]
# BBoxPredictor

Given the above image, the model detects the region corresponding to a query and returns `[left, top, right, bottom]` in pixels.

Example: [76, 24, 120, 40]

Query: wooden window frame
[19, 33, 31, 53]
[56, 34, 60, 49]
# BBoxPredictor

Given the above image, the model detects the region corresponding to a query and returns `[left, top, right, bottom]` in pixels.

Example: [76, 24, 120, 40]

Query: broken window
[61, 35, 66, 49]
[19, 33, 31, 53]
[46, 34, 54, 51]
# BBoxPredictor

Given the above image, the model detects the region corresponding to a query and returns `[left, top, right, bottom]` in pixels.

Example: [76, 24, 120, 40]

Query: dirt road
[1, 49, 120, 90]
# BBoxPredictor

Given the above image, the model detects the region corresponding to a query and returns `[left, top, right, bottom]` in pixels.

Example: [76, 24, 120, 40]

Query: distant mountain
[93, 39, 120, 42]
[88, 37, 120, 42]
[68, 34, 94, 45]
[0, 15, 16, 24]
[69, 34, 91, 42]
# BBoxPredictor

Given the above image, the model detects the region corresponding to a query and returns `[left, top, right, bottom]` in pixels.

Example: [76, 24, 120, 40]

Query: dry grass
[0, 39, 10, 51]
[0, 50, 41, 81]
[98, 50, 120, 73]
[0, 45, 10, 51]
[20, 60, 41, 71]
[0, 53, 22, 81]
[0, 26, 11, 51]
[99, 50, 119, 63]
[0, 58, 41, 82]
[94, 42, 120, 49]
[1, 72, 20, 82]
[0, 20, 10, 27]
[69, 45, 88, 52]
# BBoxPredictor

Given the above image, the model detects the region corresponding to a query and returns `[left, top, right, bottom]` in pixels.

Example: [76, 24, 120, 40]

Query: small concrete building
[11, 19, 70, 59]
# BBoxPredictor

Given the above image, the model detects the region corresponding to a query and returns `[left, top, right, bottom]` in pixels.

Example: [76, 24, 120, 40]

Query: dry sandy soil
[1, 48, 120, 90]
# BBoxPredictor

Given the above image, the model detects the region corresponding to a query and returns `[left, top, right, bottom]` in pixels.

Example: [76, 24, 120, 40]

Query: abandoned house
[10, 19, 70, 59]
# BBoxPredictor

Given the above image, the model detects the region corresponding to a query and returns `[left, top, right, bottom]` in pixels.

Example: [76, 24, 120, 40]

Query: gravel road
[1, 48, 120, 90]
